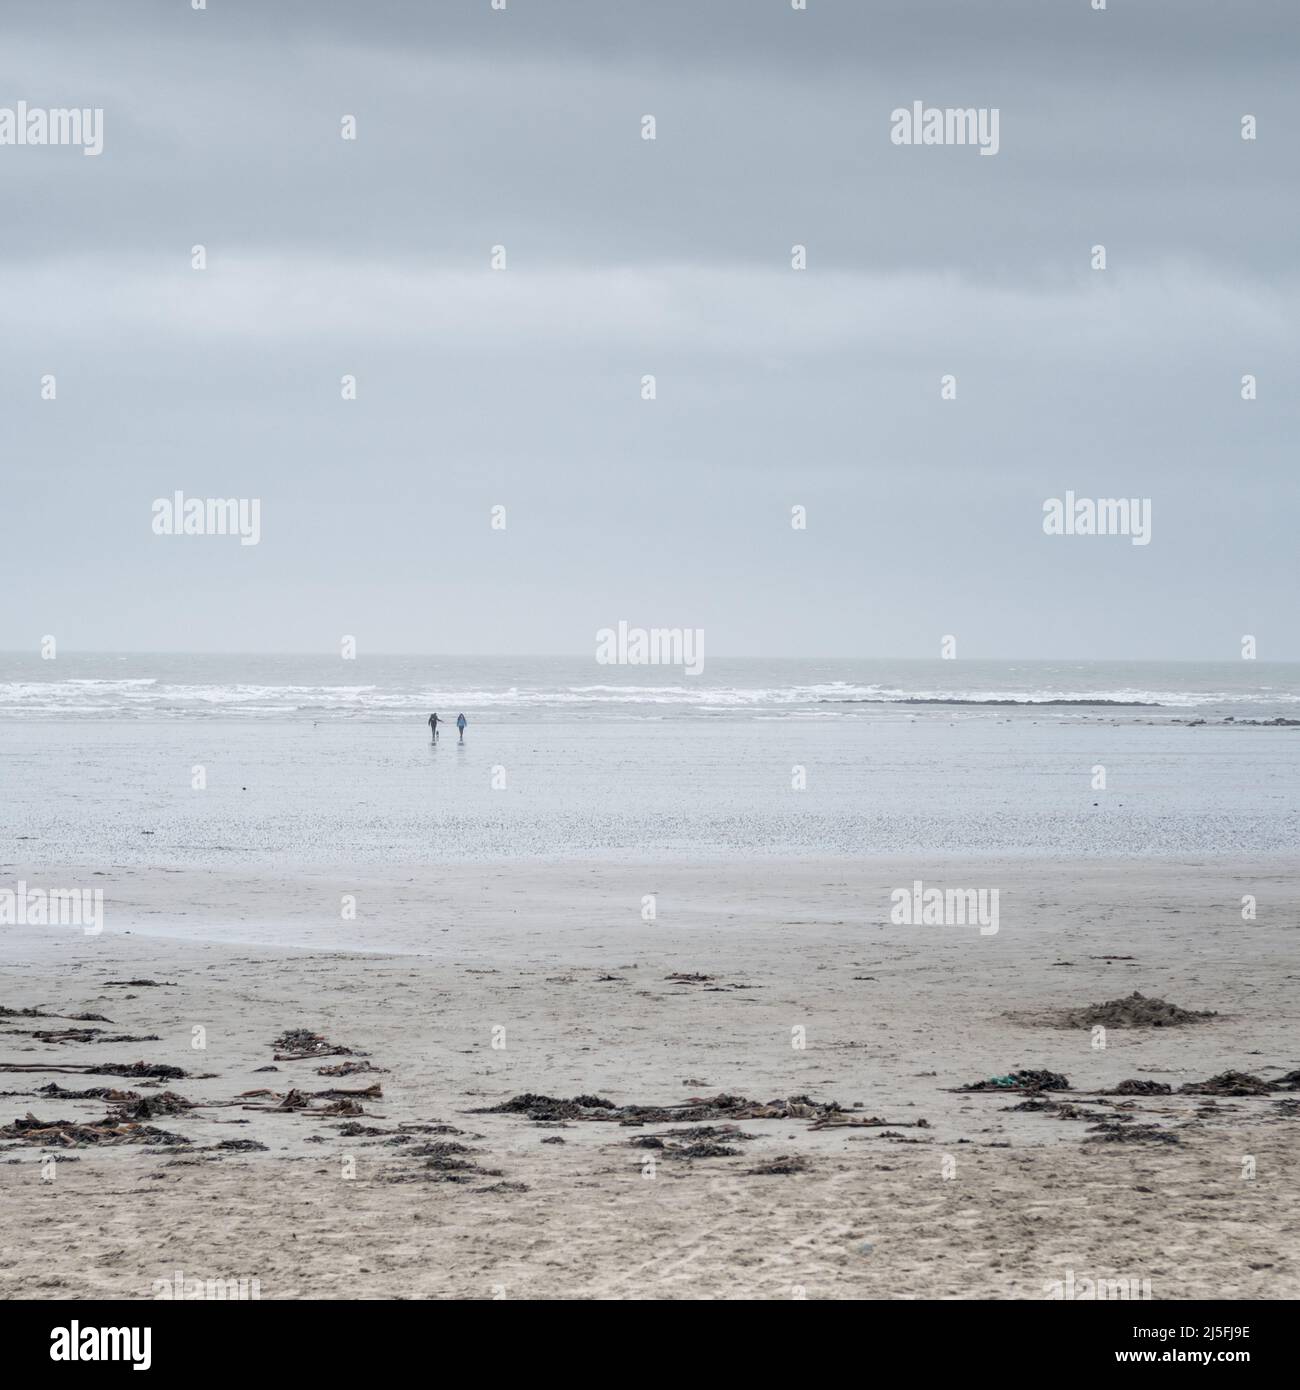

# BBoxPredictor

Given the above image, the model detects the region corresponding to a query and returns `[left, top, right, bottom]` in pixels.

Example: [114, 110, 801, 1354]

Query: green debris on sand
[959, 1070, 1071, 1093]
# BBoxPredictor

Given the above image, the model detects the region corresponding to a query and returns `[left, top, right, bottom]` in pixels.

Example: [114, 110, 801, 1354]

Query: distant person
[456, 713, 467, 743]
[428, 712, 442, 743]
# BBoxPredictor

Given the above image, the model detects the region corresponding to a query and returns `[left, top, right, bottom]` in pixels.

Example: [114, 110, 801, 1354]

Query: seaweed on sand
[958, 1070, 1071, 1093]
[0, 1061, 187, 1080]
[270, 1029, 357, 1061]
[472, 1092, 851, 1125]
[0, 1111, 191, 1147]
[24, 1029, 160, 1045]
[1178, 1071, 1272, 1097]
[1105, 1079, 1173, 1096]
[745, 1155, 809, 1175]
[114, 1091, 193, 1120]
[1084, 1121, 1180, 1146]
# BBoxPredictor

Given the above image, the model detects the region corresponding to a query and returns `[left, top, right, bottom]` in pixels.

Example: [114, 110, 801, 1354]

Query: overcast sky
[3, 0, 1297, 658]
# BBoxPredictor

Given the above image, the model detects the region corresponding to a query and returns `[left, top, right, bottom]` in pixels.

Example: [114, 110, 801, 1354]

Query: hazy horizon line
[4, 651, 1297, 666]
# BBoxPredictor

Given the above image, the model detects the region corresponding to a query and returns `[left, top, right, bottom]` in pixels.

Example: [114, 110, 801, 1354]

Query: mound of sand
[1056, 992, 1217, 1029]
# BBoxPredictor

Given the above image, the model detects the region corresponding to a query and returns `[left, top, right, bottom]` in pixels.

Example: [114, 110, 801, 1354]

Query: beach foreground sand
[1, 857, 1297, 1300]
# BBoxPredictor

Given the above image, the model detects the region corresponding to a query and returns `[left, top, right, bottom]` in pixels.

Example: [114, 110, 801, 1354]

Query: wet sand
[1, 857, 1297, 1299]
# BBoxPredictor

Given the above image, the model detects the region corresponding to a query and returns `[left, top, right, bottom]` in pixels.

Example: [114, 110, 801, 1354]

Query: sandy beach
[2, 856, 1296, 1300]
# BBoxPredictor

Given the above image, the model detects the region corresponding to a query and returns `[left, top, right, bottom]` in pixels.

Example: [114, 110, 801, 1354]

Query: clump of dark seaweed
[270, 1029, 356, 1061]
[1105, 1079, 1173, 1096]
[959, 1070, 1071, 1093]
[472, 1092, 846, 1125]
[115, 1091, 193, 1120]
[1178, 1071, 1271, 1097]
[0, 1112, 190, 1147]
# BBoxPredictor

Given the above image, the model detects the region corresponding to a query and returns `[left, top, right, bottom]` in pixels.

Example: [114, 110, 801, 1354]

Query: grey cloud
[1, 0, 1296, 658]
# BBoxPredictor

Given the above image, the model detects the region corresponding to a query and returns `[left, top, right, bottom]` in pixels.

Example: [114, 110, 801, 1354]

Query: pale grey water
[3, 654, 1299, 723]
[3, 656, 1297, 864]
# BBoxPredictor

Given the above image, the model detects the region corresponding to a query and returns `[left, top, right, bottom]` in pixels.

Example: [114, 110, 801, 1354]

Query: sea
[2, 655, 1298, 864]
